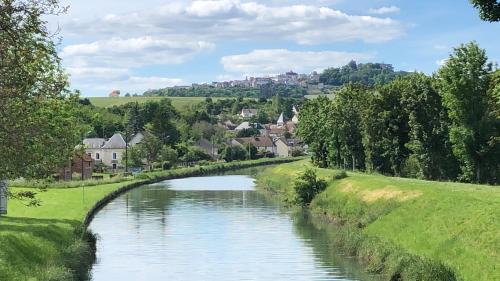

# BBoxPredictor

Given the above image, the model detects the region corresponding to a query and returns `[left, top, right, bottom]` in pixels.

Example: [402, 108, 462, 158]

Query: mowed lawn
[257, 160, 500, 281]
[0, 182, 133, 280]
[89, 96, 227, 110]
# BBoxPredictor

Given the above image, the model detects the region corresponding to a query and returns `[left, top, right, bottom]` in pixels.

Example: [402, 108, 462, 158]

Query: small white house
[240, 108, 257, 118]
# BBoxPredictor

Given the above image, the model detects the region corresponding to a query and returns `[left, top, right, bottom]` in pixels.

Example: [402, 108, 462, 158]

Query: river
[89, 172, 376, 281]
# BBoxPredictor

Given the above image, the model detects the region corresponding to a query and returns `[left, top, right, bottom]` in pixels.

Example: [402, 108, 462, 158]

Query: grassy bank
[0, 157, 301, 281]
[256, 160, 500, 281]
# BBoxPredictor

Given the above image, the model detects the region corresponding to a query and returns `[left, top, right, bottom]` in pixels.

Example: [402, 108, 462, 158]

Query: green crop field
[257, 160, 500, 281]
[88, 96, 230, 110]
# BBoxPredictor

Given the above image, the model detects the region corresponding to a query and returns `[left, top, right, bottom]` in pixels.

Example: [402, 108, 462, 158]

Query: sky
[47, 0, 500, 97]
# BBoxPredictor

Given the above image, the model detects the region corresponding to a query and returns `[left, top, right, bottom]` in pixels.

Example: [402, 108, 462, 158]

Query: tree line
[298, 42, 499, 184]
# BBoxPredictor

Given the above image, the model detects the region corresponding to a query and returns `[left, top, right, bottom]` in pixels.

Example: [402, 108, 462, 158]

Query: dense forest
[298, 42, 499, 184]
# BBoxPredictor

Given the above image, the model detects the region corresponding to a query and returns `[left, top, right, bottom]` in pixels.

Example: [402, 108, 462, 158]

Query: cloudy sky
[48, 0, 500, 96]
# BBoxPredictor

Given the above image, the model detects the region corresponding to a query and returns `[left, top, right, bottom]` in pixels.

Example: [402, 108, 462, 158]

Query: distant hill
[320, 61, 409, 87]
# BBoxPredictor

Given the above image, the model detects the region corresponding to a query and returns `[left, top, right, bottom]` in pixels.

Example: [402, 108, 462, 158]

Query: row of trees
[298, 42, 499, 184]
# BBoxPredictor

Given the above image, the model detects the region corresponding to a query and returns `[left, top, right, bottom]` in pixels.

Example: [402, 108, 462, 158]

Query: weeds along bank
[256, 160, 500, 281]
[0, 158, 300, 281]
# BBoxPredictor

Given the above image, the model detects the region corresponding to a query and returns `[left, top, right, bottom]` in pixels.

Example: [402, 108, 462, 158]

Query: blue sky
[49, 0, 499, 97]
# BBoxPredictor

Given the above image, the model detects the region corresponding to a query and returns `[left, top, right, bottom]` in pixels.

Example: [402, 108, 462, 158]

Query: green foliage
[436, 42, 498, 183]
[293, 169, 327, 206]
[332, 170, 348, 180]
[470, 0, 500, 21]
[320, 61, 409, 87]
[221, 145, 248, 162]
[0, 0, 85, 179]
[236, 128, 260, 137]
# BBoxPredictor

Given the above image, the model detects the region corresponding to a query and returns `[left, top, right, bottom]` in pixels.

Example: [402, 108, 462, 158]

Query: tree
[137, 130, 163, 170]
[470, 0, 500, 21]
[400, 73, 459, 180]
[333, 84, 368, 171]
[125, 102, 144, 134]
[122, 145, 145, 168]
[436, 42, 498, 183]
[146, 99, 180, 145]
[362, 80, 410, 176]
[0, 0, 83, 182]
[297, 96, 336, 168]
[293, 169, 327, 206]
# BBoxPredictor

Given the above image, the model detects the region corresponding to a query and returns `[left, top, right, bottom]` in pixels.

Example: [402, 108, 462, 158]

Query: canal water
[89, 173, 376, 281]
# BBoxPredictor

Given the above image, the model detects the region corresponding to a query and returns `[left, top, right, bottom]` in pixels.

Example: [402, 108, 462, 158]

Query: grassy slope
[0, 182, 133, 280]
[88, 96, 224, 110]
[256, 160, 500, 281]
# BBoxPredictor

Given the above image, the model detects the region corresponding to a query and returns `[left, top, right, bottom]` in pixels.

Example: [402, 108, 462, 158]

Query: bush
[332, 170, 348, 180]
[293, 169, 327, 206]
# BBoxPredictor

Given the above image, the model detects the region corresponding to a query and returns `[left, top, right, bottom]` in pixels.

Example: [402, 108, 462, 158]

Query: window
[112, 152, 117, 160]
[112, 163, 117, 170]
[96, 153, 100, 160]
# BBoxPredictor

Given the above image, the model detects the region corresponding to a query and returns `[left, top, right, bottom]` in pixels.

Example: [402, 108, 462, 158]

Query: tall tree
[363, 80, 410, 176]
[470, 0, 500, 21]
[436, 42, 498, 183]
[125, 102, 144, 134]
[297, 96, 336, 168]
[400, 73, 459, 180]
[333, 84, 367, 170]
[0, 0, 83, 182]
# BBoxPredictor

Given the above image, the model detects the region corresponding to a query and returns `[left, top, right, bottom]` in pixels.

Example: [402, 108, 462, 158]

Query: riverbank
[0, 158, 301, 281]
[255, 160, 500, 281]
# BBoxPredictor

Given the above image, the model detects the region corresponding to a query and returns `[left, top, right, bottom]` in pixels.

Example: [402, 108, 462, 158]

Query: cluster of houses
[192, 70, 325, 90]
[72, 106, 303, 175]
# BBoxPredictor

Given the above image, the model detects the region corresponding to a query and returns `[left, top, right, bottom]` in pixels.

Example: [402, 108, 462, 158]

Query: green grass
[0, 182, 134, 280]
[88, 96, 227, 110]
[256, 160, 500, 281]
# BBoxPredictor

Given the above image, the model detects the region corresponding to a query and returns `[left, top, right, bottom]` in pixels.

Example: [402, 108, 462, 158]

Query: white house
[240, 108, 257, 118]
[231, 136, 276, 154]
[84, 133, 143, 170]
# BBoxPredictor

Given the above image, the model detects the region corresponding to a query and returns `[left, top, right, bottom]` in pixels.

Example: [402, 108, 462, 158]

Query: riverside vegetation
[0, 158, 300, 281]
[256, 160, 500, 281]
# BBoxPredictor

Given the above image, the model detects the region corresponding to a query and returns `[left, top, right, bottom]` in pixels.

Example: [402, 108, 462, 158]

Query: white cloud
[63, 1, 404, 44]
[66, 66, 184, 95]
[220, 49, 375, 77]
[61, 36, 215, 68]
[368, 6, 400, 15]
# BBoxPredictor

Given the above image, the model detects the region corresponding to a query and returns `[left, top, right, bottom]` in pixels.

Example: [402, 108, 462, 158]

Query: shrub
[293, 168, 327, 206]
[332, 170, 348, 180]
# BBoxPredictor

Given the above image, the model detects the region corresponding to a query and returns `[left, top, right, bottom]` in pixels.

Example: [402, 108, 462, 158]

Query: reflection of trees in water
[291, 211, 379, 281]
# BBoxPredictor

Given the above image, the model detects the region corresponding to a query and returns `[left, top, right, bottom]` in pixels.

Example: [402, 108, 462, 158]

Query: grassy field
[88, 96, 227, 110]
[256, 160, 500, 281]
[0, 182, 133, 280]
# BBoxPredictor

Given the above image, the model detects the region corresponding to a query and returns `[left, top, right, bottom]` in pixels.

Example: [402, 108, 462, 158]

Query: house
[275, 138, 303, 157]
[109, 90, 120, 97]
[232, 136, 276, 154]
[240, 108, 257, 118]
[59, 153, 95, 181]
[195, 138, 219, 159]
[84, 133, 143, 170]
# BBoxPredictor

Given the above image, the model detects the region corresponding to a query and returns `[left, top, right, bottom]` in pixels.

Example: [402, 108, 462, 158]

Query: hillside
[256, 160, 500, 281]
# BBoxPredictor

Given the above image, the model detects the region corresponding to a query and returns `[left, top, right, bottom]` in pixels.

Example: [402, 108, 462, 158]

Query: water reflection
[90, 175, 374, 281]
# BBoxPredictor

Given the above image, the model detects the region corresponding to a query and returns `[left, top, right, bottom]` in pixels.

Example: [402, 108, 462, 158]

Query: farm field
[88, 96, 228, 110]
